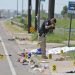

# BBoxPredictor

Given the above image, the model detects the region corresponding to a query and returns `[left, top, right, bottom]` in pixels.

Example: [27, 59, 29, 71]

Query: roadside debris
[17, 49, 31, 64]
[66, 70, 75, 73]
[30, 48, 42, 55]
[55, 57, 65, 61]
[30, 46, 75, 55]
[0, 54, 4, 60]
[8, 37, 15, 41]
[17, 48, 49, 73]
[33, 67, 44, 72]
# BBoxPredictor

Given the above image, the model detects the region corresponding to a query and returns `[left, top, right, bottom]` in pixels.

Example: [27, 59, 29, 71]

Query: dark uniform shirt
[39, 20, 51, 36]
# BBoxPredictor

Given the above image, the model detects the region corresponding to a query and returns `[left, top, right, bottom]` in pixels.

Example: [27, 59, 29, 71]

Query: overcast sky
[0, 0, 75, 14]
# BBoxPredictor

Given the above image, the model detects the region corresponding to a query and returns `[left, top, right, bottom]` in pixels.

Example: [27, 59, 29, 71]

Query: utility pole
[22, 0, 24, 24]
[37, 0, 40, 31]
[28, 0, 32, 33]
[41, 3, 43, 12]
[48, 0, 55, 33]
[35, 0, 39, 31]
[48, 0, 55, 19]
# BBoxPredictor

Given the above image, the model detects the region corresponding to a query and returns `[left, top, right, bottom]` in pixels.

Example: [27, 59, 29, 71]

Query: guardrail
[11, 20, 24, 28]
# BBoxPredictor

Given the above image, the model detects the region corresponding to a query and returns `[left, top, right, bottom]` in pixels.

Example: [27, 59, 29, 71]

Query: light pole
[48, 0, 55, 33]
[35, 0, 39, 31]
[37, 0, 40, 31]
[22, 0, 24, 24]
[28, 0, 32, 33]
[48, 0, 55, 19]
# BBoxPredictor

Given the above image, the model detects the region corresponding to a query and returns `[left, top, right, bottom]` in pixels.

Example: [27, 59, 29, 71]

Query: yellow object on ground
[30, 26, 36, 32]
[48, 54, 52, 59]
[0, 54, 5, 60]
[60, 50, 64, 54]
[52, 65, 56, 71]
[25, 53, 28, 59]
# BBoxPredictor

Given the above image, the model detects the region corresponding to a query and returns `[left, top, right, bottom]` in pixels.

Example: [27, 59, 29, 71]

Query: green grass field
[64, 51, 75, 60]
[46, 18, 75, 43]
[56, 18, 75, 28]
[4, 18, 75, 43]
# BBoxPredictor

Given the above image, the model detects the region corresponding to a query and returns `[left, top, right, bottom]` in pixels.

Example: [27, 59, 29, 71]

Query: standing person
[38, 18, 56, 58]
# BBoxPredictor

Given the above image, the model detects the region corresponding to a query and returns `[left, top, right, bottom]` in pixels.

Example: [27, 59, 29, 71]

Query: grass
[32, 18, 75, 43]
[64, 51, 75, 60]
[4, 20, 25, 33]
[46, 33, 66, 43]
[56, 18, 75, 28]
[31, 30, 75, 43]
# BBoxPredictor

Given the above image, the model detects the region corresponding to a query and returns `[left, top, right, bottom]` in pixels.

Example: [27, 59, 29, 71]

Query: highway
[0, 20, 41, 75]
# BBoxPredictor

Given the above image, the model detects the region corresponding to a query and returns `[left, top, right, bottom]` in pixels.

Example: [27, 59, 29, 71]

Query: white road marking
[0, 37, 17, 75]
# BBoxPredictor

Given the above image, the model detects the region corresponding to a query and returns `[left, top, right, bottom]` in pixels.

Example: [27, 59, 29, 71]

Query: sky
[0, 0, 75, 14]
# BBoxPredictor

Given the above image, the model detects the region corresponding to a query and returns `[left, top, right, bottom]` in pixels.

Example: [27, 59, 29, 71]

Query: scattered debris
[66, 71, 75, 73]
[33, 67, 44, 72]
[18, 57, 27, 63]
[17, 49, 32, 64]
[30, 59, 35, 65]
[15, 36, 29, 41]
[0, 54, 3, 57]
[8, 38, 15, 41]
[40, 61, 49, 69]
[30, 64, 39, 69]
[9, 54, 12, 56]
[0, 54, 4, 60]
[22, 62, 29, 65]
[55, 57, 65, 61]
[30, 48, 42, 55]
[40, 61, 49, 63]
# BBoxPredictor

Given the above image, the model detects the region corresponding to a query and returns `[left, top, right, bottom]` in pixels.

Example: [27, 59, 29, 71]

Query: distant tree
[61, 6, 68, 17]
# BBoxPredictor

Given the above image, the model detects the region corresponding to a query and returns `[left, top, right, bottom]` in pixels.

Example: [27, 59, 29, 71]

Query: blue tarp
[35, 48, 42, 54]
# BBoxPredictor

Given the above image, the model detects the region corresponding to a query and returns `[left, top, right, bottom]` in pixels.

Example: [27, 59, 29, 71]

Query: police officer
[39, 18, 56, 37]
[38, 18, 56, 58]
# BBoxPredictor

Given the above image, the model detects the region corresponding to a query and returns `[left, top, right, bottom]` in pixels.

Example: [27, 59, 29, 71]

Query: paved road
[0, 20, 42, 75]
